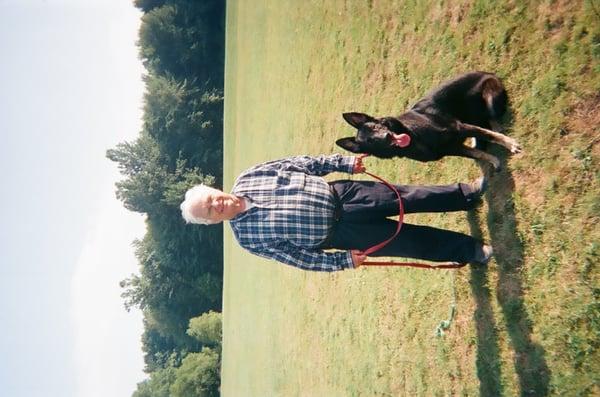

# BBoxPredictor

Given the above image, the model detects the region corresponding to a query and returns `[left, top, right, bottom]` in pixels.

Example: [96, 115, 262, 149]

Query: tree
[120, 222, 223, 369]
[107, 135, 213, 214]
[170, 348, 220, 397]
[137, 2, 224, 84]
[139, 322, 180, 373]
[187, 311, 222, 349]
[132, 365, 176, 397]
[133, 0, 167, 13]
[142, 74, 223, 176]
[133, 348, 220, 397]
[118, 1, 226, 393]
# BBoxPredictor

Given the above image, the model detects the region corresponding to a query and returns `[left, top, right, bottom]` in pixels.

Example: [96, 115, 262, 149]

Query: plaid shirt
[229, 154, 356, 271]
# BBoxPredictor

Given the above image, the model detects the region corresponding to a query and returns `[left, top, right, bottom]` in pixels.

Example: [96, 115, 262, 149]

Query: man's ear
[342, 112, 374, 129]
[336, 137, 363, 153]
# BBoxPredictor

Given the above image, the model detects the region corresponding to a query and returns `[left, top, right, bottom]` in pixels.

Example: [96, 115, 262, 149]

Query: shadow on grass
[469, 149, 551, 396]
[467, 209, 504, 396]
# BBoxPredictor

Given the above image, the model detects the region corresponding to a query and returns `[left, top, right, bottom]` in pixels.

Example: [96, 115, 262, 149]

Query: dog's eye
[383, 120, 396, 129]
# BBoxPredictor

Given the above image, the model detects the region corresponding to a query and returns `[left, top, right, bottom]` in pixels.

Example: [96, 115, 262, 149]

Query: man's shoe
[465, 176, 489, 207]
[472, 244, 493, 265]
[470, 176, 489, 198]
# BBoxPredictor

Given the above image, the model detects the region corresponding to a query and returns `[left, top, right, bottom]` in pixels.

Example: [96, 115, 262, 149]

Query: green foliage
[110, 0, 226, 393]
[143, 74, 223, 175]
[132, 349, 221, 397]
[140, 325, 181, 373]
[132, 365, 176, 397]
[107, 134, 165, 214]
[120, 227, 223, 370]
[138, 1, 224, 84]
[170, 348, 221, 397]
[134, 0, 167, 13]
[187, 311, 222, 349]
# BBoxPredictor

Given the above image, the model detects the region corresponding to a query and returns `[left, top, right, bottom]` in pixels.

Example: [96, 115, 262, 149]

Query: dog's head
[336, 112, 412, 158]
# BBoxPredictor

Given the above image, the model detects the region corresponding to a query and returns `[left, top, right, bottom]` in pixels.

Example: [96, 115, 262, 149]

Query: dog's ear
[342, 112, 374, 129]
[336, 137, 363, 153]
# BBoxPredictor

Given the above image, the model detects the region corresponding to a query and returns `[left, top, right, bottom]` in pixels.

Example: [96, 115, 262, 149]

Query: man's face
[190, 188, 245, 223]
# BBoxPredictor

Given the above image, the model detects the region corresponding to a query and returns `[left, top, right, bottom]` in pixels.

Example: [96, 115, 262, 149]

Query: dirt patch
[513, 168, 549, 209]
[445, 1, 471, 29]
[563, 93, 600, 157]
[537, 0, 577, 41]
[364, 60, 385, 93]
[515, 94, 600, 209]
[428, 1, 446, 23]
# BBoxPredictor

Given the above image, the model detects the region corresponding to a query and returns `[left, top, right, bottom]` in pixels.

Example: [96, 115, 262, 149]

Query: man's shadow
[467, 132, 551, 396]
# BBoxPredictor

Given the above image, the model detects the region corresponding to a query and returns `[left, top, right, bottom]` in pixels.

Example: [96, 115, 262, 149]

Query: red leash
[358, 167, 467, 270]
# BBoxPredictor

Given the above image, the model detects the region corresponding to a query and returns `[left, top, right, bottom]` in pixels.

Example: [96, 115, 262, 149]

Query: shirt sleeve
[241, 240, 354, 272]
[249, 154, 356, 176]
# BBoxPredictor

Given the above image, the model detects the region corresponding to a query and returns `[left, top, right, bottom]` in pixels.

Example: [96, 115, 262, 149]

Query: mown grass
[222, 1, 599, 395]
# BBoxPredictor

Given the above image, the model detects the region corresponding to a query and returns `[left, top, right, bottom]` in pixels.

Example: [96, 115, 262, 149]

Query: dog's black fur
[336, 71, 522, 171]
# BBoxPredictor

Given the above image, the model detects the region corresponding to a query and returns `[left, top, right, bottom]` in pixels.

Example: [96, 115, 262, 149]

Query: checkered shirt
[229, 154, 356, 272]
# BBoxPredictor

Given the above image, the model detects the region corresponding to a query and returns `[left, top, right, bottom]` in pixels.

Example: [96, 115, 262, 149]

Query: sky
[0, 1, 148, 396]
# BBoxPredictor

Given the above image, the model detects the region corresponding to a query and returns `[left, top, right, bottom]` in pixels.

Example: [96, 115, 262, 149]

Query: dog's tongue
[392, 133, 411, 148]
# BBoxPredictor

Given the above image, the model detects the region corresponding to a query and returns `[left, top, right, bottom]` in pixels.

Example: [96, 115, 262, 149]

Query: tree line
[106, 1, 225, 395]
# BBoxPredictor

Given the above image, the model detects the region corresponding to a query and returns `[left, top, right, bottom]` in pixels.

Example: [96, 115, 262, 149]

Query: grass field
[221, 1, 600, 395]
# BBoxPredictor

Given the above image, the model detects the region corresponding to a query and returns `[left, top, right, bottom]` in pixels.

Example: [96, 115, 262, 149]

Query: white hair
[180, 184, 221, 225]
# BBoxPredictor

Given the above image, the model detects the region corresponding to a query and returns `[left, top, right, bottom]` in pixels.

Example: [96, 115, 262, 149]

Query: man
[180, 154, 492, 271]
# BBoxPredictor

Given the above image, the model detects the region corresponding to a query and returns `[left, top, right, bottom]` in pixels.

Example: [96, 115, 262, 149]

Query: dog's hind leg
[449, 145, 502, 171]
[459, 122, 522, 154]
[489, 120, 503, 133]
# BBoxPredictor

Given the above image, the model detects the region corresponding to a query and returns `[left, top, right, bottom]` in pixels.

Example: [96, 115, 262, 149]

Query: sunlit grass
[222, 1, 600, 395]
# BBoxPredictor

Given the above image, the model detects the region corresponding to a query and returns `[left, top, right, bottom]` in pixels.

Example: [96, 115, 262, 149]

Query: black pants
[325, 180, 481, 263]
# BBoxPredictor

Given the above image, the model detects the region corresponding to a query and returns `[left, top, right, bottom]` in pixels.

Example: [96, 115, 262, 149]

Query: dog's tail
[482, 78, 508, 119]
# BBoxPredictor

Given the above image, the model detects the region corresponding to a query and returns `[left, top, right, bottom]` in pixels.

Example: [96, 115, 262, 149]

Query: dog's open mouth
[390, 133, 411, 148]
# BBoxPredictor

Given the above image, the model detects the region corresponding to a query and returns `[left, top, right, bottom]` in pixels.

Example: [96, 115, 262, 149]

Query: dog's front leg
[450, 145, 501, 171]
[459, 122, 522, 154]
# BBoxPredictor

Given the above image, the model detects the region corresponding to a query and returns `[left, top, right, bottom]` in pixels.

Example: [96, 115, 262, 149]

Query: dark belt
[330, 184, 342, 222]
[321, 184, 342, 248]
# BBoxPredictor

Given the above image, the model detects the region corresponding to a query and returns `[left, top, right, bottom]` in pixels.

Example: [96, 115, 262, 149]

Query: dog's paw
[510, 141, 522, 154]
[506, 137, 522, 154]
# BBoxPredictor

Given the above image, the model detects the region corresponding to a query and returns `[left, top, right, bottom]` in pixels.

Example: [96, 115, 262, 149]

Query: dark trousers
[325, 180, 481, 263]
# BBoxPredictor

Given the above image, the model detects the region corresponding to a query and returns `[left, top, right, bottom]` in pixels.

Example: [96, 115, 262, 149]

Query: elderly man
[180, 154, 492, 271]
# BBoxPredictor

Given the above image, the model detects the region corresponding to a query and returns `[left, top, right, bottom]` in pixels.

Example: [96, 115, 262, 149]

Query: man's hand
[353, 154, 368, 174]
[351, 250, 367, 268]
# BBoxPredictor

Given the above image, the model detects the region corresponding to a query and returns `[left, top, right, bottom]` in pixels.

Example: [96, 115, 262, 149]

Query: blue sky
[0, 1, 147, 396]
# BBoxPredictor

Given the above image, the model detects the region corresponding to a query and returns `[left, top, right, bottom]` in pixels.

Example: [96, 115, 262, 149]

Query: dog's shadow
[467, 135, 551, 395]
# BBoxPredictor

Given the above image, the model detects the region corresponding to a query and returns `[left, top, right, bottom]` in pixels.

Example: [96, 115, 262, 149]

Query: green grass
[222, 1, 600, 395]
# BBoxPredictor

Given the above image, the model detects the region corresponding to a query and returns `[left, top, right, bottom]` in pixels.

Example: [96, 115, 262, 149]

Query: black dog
[336, 71, 522, 171]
